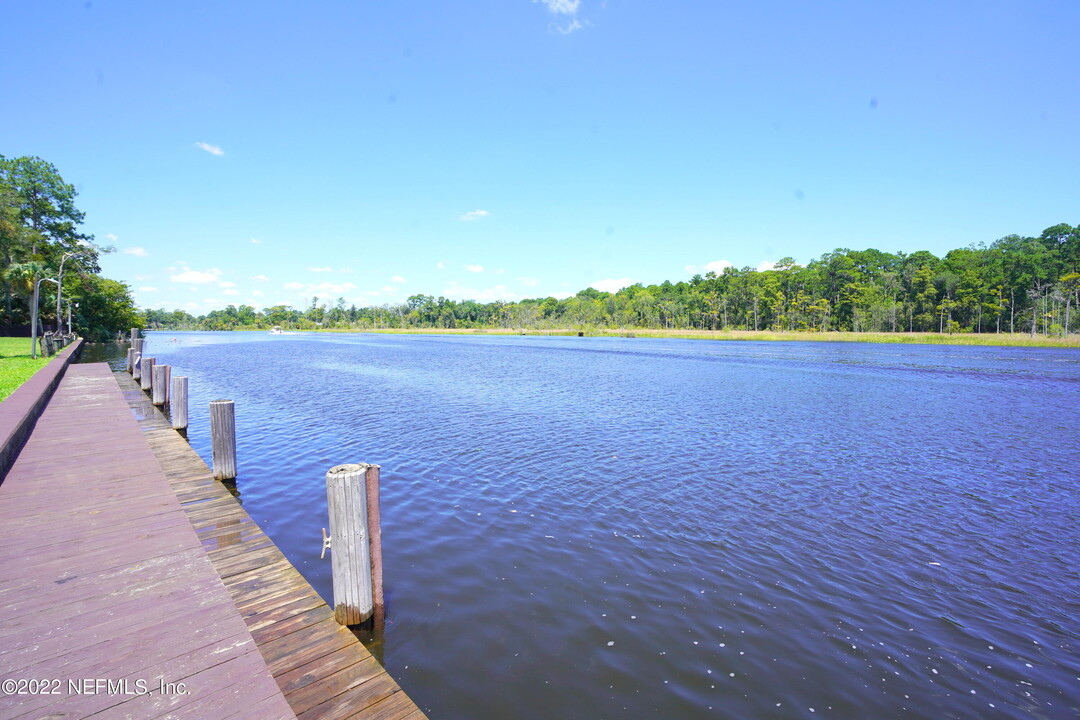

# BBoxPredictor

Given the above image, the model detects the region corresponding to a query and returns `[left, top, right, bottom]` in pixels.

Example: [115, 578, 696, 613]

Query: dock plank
[0, 364, 296, 720]
[113, 369, 428, 720]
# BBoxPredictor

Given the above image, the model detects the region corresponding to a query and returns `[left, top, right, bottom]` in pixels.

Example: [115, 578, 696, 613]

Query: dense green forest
[150, 223, 1079, 336]
[0, 155, 142, 341]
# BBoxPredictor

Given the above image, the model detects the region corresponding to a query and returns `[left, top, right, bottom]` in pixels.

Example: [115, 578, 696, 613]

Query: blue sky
[2, 0, 1077, 313]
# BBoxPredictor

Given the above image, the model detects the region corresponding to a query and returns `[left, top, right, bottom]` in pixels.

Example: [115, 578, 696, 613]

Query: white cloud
[283, 281, 305, 290]
[390, 275, 406, 283]
[494, 268, 506, 275]
[218, 281, 237, 288]
[338, 267, 354, 274]
[591, 278, 634, 293]
[249, 237, 262, 244]
[535, 0, 580, 14]
[307, 266, 333, 273]
[223, 289, 240, 296]
[195, 142, 224, 156]
[123, 246, 149, 257]
[518, 277, 540, 287]
[459, 210, 490, 221]
[465, 264, 485, 273]
[551, 291, 574, 300]
[436, 261, 445, 269]
[105, 233, 118, 242]
[169, 267, 222, 284]
[685, 260, 733, 275]
[533, 0, 585, 34]
[557, 18, 583, 34]
[138, 286, 158, 293]
[757, 260, 777, 272]
[251, 274, 269, 281]
[252, 290, 264, 296]
[382, 286, 396, 293]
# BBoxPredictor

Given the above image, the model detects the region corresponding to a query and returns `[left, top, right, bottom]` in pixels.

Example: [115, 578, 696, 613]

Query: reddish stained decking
[0, 363, 295, 720]
[0, 362, 427, 720]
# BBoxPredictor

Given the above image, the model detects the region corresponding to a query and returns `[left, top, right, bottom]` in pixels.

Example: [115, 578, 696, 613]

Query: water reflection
[134, 331, 1080, 720]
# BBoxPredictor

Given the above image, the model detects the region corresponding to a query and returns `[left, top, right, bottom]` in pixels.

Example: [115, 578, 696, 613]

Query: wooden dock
[0, 363, 428, 720]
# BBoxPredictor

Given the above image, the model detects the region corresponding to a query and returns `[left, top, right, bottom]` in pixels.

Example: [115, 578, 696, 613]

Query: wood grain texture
[0, 363, 295, 720]
[115, 370, 428, 720]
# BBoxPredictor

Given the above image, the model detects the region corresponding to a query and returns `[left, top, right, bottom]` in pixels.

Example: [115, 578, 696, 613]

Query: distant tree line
[147, 222, 1080, 336]
[0, 155, 142, 341]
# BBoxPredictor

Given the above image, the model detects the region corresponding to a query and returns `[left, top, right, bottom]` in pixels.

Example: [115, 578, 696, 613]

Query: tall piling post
[140, 358, 155, 392]
[325, 464, 374, 626]
[171, 376, 188, 431]
[209, 400, 237, 481]
[151, 365, 170, 406]
[130, 327, 138, 346]
[364, 463, 385, 627]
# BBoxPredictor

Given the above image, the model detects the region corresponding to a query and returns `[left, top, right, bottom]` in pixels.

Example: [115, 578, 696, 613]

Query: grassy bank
[306, 327, 1079, 348]
[0, 337, 51, 401]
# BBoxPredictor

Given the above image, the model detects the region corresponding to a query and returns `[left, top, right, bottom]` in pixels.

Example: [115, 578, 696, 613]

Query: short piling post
[126, 348, 135, 374]
[140, 357, 155, 392]
[326, 464, 374, 625]
[209, 400, 236, 481]
[364, 463, 385, 627]
[132, 352, 142, 381]
[171, 376, 188, 430]
[151, 364, 170, 406]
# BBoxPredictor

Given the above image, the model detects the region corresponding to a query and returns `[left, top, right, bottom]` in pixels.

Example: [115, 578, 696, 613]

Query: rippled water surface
[118, 333, 1079, 719]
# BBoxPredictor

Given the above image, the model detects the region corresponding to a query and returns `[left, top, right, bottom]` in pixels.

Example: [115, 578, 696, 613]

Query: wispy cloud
[218, 281, 237, 288]
[223, 289, 240, 296]
[249, 237, 262, 245]
[459, 210, 490, 221]
[465, 264, 485, 273]
[591, 278, 634, 293]
[105, 233, 118, 242]
[436, 261, 445, 269]
[757, 261, 777, 272]
[533, 0, 585, 34]
[123, 246, 149, 257]
[390, 275, 407, 283]
[169, 267, 222, 284]
[137, 286, 158, 293]
[251, 274, 269, 281]
[195, 142, 224, 156]
[518, 277, 540, 287]
[307, 266, 333, 273]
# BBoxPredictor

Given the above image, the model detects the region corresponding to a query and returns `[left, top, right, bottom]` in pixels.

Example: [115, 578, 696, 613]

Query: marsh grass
[335, 327, 1079, 348]
[0, 337, 52, 402]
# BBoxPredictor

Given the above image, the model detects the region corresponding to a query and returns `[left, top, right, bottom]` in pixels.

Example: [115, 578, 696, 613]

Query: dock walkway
[0, 362, 427, 720]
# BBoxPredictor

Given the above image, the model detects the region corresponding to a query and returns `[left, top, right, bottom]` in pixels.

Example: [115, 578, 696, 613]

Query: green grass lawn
[0, 337, 52, 402]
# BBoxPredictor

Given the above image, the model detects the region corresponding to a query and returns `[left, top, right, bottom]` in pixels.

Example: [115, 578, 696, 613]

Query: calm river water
[88, 333, 1080, 719]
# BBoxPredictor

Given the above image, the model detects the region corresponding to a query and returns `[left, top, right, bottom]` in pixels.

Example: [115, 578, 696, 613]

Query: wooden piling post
[133, 338, 143, 355]
[326, 464, 374, 625]
[171, 376, 189, 430]
[132, 352, 142, 381]
[140, 357, 155, 392]
[209, 400, 237, 481]
[130, 327, 138, 346]
[126, 348, 135, 374]
[364, 463, 385, 627]
[151, 365, 170, 406]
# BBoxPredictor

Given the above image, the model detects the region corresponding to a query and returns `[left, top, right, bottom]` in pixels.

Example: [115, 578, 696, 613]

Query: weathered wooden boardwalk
[0, 363, 296, 720]
[115, 368, 427, 720]
[0, 362, 428, 720]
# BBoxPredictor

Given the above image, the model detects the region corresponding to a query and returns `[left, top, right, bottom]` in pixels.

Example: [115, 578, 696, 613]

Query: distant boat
[270, 326, 284, 334]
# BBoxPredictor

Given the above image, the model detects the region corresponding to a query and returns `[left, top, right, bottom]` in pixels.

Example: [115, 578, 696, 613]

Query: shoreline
[282, 327, 1080, 348]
